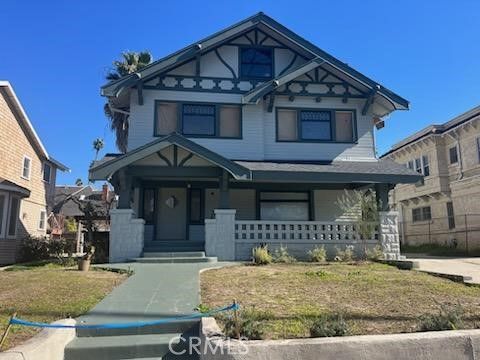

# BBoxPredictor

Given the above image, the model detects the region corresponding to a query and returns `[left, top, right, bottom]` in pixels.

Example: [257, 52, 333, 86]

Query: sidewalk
[405, 255, 480, 284]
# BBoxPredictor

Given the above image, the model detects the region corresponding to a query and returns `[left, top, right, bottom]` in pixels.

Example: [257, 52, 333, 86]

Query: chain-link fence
[399, 214, 480, 253]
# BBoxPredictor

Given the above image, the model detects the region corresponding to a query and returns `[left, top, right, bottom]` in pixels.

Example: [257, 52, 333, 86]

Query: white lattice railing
[234, 221, 378, 242]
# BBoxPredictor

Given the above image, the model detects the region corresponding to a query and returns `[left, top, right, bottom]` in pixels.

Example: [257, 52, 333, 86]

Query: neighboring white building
[382, 105, 480, 250]
[89, 12, 421, 262]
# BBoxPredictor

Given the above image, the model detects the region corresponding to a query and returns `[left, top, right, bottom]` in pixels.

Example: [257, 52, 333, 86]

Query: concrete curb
[0, 318, 76, 360]
[199, 317, 480, 360]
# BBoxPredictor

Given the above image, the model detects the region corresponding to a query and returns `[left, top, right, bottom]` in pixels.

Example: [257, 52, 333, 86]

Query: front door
[156, 188, 187, 240]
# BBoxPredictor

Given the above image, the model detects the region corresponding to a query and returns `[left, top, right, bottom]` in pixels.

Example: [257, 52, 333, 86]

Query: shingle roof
[235, 159, 422, 184]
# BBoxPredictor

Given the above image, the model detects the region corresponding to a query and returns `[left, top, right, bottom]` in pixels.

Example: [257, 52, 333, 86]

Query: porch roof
[88, 133, 252, 181]
[0, 178, 30, 197]
[235, 159, 423, 184]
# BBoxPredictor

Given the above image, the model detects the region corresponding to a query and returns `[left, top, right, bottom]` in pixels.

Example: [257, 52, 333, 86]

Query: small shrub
[308, 246, 327, 262]
[19, 236, 50, 262]
[418, 305, 464, 332]
[310, 313, 348, 337]
[273, 245, 296, 263]
[366, 245, 384, 261]
[220, 308, 271, 340]
[195, 304, 212, 313]
[334, 245, 355, 262]
[252, 245, 272, 265]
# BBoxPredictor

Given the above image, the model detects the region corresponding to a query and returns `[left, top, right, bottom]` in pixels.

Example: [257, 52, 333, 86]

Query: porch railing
[234, 220, 378, 242]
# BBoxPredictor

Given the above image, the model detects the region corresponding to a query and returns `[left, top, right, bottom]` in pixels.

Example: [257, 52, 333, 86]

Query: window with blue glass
[300, 111, 332, 141]
[240, 47, 273, 79]
[182, 104, 216, 136]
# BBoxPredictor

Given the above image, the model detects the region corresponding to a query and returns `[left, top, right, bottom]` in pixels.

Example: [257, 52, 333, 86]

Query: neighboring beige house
[382, 105, 480, 250]
[0, 81, 68, 264]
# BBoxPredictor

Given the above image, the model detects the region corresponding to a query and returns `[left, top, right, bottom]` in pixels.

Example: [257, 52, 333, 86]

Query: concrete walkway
[64, 261, 235, 360]
[406, 255, 480, 284]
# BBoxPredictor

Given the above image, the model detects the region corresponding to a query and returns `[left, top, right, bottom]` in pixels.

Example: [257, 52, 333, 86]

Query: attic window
[240, 47, 273, 79]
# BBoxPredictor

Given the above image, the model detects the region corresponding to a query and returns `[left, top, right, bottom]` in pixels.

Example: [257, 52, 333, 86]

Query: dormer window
[240, 47, 273, 79]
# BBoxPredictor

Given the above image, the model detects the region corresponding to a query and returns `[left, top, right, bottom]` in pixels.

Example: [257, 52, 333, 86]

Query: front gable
[103, 12, 408, 118]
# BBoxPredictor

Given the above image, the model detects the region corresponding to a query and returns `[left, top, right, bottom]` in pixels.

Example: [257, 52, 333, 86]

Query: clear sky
[1, 0, 479, 185]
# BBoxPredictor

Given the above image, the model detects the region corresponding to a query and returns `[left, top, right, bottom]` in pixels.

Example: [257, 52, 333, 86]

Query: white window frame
[21, 155, 32, 180]
[42, 162, 51, 183]
[6, 196, 20, 238]
[0, 191, 8, 238]
[38, 210, 47, 230]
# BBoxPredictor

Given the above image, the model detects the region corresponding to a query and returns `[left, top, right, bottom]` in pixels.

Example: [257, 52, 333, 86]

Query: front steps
[65, 322, 200, 360]
[134, 241, 217, 263]
[143, 241, 205, 253]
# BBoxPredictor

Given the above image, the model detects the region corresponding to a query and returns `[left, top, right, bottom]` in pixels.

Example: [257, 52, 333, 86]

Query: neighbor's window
[240, 47, 273, 79]
[142, 188, 155, 225]
[446, 202, 455, 229]
[412, 206, 431, 222]
[0, 193, 6, 237]
[277, 109, 355, 142]
[22, 156, 31, 180]
[43, 163, 52, 183]
[449, 146, 458, 164]
[39, 210, 47, 230]
[7, 196, 20, 237]
[414, 158, 422, 174]
[422, 155, 430, 176]
[155, 102, 178, 136]
[259, 192, 310, 221]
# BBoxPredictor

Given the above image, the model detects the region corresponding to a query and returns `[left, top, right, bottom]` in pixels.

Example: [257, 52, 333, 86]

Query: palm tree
[75, 178, 83, 186]
[93, 138, 104, 160]
[104, 51, 152, 153]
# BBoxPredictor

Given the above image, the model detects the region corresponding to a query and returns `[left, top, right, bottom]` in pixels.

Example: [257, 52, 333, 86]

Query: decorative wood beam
[179, 152, 194, 167]
[137, 81, 144, 106]
[361, 90, 377, 115]
[267, 93, 275, 113]
[156, 151, 172, 167]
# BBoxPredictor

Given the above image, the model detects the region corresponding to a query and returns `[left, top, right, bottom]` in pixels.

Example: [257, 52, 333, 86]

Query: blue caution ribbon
[10, 302, 239, 329]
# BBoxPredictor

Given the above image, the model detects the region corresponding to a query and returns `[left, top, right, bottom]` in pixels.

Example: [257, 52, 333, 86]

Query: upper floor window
[412, 206, 431, 222]
[182, 104, 215, 136]
[43, 163, 52, 183]
[22, 156, 31, 180]
[276, 108, 356, 143]
[422, 155, 430, 176]
[155, 101, 241, 139]
[449, 145, 458, 164]
[407, 156, 429, 177]
[240, 47, 273, 79]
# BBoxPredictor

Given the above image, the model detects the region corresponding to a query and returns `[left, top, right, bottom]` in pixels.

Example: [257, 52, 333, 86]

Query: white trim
[0, 191, 8, 238]
[21, 155, 32, 180]
[0, 81, 69, 172]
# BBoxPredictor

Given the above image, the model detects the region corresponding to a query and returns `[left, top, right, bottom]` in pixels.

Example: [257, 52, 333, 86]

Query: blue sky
[1, 0, 479, 185]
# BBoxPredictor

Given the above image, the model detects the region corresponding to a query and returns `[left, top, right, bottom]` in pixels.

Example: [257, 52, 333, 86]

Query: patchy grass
[201, 262, 480, 339]
[0, 265, 127, 349]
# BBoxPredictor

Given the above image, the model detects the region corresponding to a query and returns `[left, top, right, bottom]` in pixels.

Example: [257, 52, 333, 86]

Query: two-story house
[89, 13, 421, 262]
[0, 81, 68, 264]
[382, 105, 480, 250]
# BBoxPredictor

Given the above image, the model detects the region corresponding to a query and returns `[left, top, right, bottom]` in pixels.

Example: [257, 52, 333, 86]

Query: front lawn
[200, 262, 480, 339]
[0, 263, 127, 349]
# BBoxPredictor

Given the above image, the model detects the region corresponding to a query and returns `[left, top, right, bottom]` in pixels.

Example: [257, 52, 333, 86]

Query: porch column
[219, 170, 230, 209]
[117, 170, 133, 209]
[375, 183, 390, 211]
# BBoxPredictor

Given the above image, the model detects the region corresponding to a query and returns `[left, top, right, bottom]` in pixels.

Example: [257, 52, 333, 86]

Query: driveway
[406, 255, 480, 284]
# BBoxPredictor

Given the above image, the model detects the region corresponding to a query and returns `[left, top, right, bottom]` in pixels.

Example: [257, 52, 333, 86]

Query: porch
[88, 133, 422, 262]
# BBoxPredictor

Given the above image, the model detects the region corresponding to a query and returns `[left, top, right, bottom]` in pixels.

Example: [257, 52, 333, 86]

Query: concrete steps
[143, 241, 205, 253]
[132, 256, 217, 264]
[65, 332, 197, 360]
